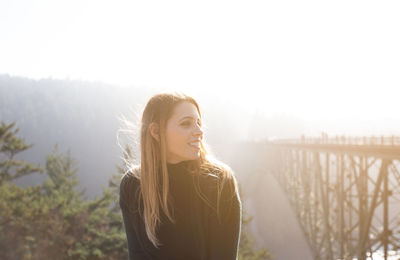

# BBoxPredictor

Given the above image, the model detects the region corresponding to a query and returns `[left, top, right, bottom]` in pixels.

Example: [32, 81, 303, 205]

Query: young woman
[119, 92, 242, 260]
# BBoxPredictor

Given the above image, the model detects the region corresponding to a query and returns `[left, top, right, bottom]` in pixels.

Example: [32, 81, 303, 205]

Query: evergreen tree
[0, 121, 127, 259]
[0, 121, 44, 259]
[238, 210, 274, 260]
[0, 121, 43, 184]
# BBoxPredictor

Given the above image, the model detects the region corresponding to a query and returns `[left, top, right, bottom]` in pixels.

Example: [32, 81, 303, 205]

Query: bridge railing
[269, 134, 400, 146]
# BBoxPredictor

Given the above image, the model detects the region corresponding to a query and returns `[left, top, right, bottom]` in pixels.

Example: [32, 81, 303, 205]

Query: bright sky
[1, 0, 399, 121]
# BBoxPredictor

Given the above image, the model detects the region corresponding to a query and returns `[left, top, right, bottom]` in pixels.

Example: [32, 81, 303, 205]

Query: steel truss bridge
[266, 135, 400, 260]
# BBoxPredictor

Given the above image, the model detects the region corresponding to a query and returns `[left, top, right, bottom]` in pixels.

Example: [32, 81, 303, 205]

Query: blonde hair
[119, 91, 238, 248]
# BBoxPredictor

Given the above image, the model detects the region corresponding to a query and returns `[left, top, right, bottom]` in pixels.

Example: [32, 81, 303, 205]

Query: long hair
[119, 91, 239, 248]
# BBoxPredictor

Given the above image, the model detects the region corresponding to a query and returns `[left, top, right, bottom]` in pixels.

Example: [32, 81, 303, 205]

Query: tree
[0, 121, 127, 259]
[238, 208, 274, 259]
[0, 121, 45, 259]
[0, 121, 43, 184]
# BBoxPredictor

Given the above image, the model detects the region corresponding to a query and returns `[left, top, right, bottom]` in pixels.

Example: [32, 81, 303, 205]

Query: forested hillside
[0, 74, 153, 197]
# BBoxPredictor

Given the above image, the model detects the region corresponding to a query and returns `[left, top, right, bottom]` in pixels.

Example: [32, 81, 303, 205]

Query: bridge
[261, 135, 400, 260]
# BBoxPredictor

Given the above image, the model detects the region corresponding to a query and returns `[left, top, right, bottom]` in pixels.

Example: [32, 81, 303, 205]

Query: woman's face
[165, 101, 203, 164]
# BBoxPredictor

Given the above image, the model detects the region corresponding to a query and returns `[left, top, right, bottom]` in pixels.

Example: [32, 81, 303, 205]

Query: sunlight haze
[1, 0, 399, 122]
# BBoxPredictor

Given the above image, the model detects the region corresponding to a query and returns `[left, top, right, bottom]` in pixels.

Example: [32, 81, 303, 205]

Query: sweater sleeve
[208, 176, 242, 260]
[119, 174, 149, 260]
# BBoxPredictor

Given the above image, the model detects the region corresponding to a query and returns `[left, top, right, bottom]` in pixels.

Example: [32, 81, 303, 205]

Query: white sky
[1, 0, 399, 121]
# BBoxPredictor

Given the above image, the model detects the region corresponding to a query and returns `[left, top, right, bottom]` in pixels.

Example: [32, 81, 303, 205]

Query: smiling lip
[188, 141, 201, 149]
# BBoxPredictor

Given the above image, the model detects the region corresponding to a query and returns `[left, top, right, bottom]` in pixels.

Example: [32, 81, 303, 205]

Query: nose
[193, 124, 203, 139]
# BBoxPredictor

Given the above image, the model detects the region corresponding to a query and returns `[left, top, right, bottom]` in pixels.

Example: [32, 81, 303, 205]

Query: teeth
[189, 141, 200, 148]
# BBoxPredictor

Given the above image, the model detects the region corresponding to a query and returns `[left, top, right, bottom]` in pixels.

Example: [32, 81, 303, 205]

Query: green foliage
[238, 194, 274, 260]
[0, 121, 43, 184]
[0, 121, 127, 259]
[0, 121, 272, 259]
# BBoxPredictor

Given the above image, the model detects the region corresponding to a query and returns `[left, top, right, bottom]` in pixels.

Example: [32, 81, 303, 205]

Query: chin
[187, 153, 200, 160]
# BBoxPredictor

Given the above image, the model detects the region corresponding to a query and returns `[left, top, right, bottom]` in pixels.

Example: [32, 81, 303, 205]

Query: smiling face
[165, 101, 204, 164]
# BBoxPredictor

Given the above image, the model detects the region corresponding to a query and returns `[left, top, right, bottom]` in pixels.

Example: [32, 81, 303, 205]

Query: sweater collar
[167, 160, 195, 173]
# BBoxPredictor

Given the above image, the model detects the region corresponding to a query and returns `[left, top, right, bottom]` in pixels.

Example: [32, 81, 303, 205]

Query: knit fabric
[119, 160, 242, 260]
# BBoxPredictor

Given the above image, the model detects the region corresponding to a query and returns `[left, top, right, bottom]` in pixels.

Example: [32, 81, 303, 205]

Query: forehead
[170, 101, 200, 120]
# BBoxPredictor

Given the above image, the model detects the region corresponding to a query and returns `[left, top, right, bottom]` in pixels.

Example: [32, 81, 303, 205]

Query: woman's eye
[181, 120, 202, 127]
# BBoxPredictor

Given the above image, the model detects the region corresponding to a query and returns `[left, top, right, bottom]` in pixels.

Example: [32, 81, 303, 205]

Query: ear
[149, 122, 160, 142]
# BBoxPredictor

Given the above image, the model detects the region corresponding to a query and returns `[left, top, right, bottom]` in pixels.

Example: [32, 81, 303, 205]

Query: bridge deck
[269, 143, 400, 160]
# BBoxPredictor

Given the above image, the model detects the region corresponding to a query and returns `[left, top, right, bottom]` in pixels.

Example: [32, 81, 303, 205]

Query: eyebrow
[179, 116, 201, 122]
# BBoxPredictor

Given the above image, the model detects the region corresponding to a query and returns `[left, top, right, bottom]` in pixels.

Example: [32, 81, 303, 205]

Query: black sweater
[119, 160, 242, 260]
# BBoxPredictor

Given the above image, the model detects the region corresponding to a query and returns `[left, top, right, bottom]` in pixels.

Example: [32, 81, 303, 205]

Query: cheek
[166, 127, 188, 148]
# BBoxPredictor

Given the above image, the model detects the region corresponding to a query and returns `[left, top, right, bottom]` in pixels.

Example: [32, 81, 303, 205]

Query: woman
[119, 92, 242, 260]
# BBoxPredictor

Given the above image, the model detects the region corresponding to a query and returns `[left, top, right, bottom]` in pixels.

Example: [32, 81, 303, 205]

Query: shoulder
[196, 162, 241, 221]
[200, 161, 236, 181]
[119, 165, 141, 208]
[120, 165, 141, 189]
[198, 161, 238, 198]
[199, 160, 234, 178]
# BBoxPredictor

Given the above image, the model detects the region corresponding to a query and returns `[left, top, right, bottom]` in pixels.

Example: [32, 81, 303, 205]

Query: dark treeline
[0, 121, 272, 259]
